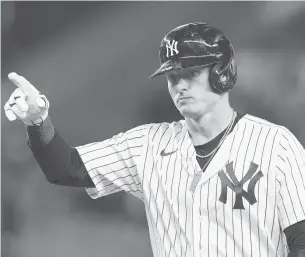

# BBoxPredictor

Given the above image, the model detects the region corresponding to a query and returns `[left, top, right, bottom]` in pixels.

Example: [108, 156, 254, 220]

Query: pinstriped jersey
[75, 114, 305, 257]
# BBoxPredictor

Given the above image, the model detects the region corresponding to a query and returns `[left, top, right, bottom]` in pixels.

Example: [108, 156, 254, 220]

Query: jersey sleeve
[75, 124, 150, 200]
[276, 128, 305, 230]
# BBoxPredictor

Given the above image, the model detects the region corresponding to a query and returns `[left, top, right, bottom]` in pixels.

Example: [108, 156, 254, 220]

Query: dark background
[2, 2, 305, 257]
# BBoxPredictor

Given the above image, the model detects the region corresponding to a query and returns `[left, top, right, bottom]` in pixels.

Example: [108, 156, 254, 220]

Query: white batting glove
[4, 72, 50, 126]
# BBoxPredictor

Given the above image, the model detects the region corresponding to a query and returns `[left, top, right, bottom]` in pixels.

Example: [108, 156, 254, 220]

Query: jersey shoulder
[242, 114, 282, 128]
[122, 120, 184, 140]
[146, 120, 184, 140]
[242, 114, 302, 145]
[242, 113, 290, 133]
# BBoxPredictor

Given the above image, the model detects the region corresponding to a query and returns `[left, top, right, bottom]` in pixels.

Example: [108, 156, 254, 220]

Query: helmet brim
[149, 54, 221, 79]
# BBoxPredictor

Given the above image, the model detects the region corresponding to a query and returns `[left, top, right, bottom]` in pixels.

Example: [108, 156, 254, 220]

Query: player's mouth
[177, 97, 193, 103]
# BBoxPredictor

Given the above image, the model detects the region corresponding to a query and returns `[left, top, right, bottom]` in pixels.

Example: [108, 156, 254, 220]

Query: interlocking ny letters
[165, 39, 179, 57]
[218, 161, 263, 209]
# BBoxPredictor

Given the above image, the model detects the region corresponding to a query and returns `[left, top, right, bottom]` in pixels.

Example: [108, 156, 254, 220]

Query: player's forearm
[285, 220, 305, 257]
[27, 116, 94, 187]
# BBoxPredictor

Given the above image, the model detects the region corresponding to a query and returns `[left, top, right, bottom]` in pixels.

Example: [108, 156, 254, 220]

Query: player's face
[166, 66, 222, 119]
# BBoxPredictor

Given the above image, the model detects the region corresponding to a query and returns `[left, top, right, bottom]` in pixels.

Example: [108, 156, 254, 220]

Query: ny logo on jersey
[218, 161, 264, 210]
[165, 39, 179, 57]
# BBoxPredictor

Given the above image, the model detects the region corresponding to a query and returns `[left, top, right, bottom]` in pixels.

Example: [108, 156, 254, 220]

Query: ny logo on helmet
[218, 161, 264, 209]
[165, 39, 179, 58]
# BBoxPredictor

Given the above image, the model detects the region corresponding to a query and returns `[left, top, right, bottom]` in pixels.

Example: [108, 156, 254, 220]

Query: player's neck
[185, 102, 234, 146]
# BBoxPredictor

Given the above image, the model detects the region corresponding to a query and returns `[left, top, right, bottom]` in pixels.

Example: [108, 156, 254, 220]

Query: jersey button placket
[192, 191, 202, 256]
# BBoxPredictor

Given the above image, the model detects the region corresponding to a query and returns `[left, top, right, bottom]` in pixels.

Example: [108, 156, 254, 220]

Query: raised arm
[4, 72, 94, 187]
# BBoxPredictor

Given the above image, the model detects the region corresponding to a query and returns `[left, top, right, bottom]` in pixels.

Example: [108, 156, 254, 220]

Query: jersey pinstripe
[75, 114, 305, 257]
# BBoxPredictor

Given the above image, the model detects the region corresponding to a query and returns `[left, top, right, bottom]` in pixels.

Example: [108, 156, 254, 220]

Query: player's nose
[174, 79, 189, 92]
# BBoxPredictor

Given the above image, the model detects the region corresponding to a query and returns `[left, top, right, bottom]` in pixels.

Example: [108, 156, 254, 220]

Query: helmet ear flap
[209, 38, 237, 93]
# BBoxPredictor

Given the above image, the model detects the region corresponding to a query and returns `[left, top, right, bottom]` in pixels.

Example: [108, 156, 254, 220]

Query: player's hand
[4, 72, 50, 125]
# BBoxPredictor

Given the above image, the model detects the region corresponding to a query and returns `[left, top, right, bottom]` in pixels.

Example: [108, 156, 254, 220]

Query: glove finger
[13, 88, 28, 112]
[10, 103, 27, 119]
[4, 101, 9, 111]
[8, 89, 23, 107]
[4, 102, 17, 121]
[15, 97, 29, 112]
[8, 72, 40, 96]
[13, 88, 25, 97]
[5, 109, 17, 121]
[8, 91, 17, 106]
[8, 93, 25, 117]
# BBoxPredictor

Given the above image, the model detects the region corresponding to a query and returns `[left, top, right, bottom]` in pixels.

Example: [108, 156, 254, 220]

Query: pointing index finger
[8, 72, 40, 96]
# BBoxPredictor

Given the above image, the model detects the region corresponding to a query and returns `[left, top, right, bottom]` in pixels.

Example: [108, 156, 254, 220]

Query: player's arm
[4, 73, 146, 200]
[284, 220, 305, 257]
[276, 128, 305, 257]
[4, 72, 94, 187]
[27, 116, 94, 187]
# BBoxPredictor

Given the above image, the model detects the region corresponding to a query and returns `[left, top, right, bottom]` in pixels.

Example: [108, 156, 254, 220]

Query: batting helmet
[150, 22, 237, 93]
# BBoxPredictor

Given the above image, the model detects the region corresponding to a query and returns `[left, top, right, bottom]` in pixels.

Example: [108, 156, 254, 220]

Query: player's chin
[178, 106, 199, 119]
[179, 104, 210, 119]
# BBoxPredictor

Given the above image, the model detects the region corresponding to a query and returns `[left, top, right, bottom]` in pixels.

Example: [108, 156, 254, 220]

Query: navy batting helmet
[150, 22, 237, 93]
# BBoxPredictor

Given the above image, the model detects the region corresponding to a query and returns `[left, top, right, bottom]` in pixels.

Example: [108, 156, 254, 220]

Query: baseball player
[4, 22, 305, 257]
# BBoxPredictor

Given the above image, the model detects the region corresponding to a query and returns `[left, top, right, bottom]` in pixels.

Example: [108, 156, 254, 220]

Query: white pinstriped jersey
[75, 114, 305, 257]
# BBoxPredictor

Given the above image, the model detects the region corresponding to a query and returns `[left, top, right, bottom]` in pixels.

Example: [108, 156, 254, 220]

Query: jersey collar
[178, 115, 247, 185]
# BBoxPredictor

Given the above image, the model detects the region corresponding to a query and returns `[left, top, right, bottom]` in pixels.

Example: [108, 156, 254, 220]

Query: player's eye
[183, 69, 200, 80]
[190, 70, 200, 77]
[166, 68, 200, 84]
[166, 73, 179, 84]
